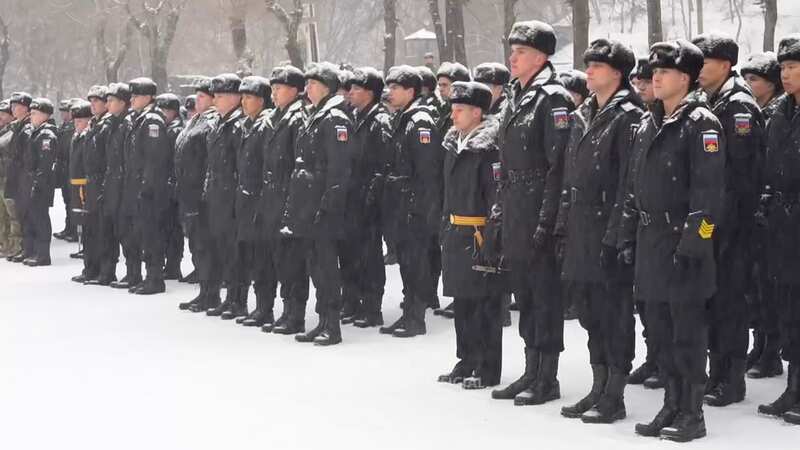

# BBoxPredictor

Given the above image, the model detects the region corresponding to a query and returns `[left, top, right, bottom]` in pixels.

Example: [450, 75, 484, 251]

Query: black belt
[638, 208, 686, 227]
[507, 169, 543, 184]
[570, 187, 607, 206]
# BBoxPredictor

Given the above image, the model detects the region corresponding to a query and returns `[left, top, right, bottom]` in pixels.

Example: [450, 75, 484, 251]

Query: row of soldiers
[2, 19, 800, 443]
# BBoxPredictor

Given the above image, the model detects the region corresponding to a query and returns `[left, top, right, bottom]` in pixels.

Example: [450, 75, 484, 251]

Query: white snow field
[1, 198, 797, 450]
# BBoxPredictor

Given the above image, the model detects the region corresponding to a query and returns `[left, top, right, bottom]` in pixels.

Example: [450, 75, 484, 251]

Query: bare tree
[126, 0, 187, 91]
[265, 0, 304, 69]
[428, 0, 449, 62]
[572, 0, 590, 70]
[758, 0, 778, 51]
[646, 0, 663, 45]
[502, 0, 519, 62]
[95, 1, 134, 83]
[228, 0, 254, 74]
[446, 0, 468, 65]
[383, 0, 397, 73]
[697, 0, 704, 34]
[0, 14, 9, 99]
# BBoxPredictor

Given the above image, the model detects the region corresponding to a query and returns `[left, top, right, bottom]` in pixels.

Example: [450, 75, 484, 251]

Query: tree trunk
[428, 0, 449, 62]
[383, 0, 397, 74]
[0, 15, 8, 100]
[446, 0, 467, 65]
[265, 0, 305, 69]
[763, 0, 777, 51]
[573, 0, 590, 70]
[647, 0, 664, 45]
[502, 0, 519, 62]
[127, 0, 186, 91]
[697, 0, 704, 34]
[229, 0, 253, 74]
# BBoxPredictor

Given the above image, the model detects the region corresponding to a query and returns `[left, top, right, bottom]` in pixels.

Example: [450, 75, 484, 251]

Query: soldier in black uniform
[204, 74, 245, 318]
[341, 66, 391, 328]
[126, 78, 171, 295]
[68, 101, 93, 280]
[741, 51, 785, 380]
[378, 65, 442, 338]
[417, 66, 442, 115]
[282, 62, 352, 346]
[5, 92, 32, 263]
[263, 66, 310, 335]
[490, 21, 574, 407]
[558, 69, 589, 107]
[436, 81, 503, 390]
[473, 62, 511, 117]
[630, 58, 656, 107]
[175, 78, 220, 312]
[757, 34, 800, 426]
[233, 76, 274, 327]
[53, 100, 76, 242]
[19, 98, 59, 266]
[97, 83, 131, 287]
[556, 39, 643, 423]
[155, 93, 185, 281]
[434, 62, 470, 136]
[692, 32, 766, 408]
[621, 40, 725, 442]
[184, 95, 197, 120]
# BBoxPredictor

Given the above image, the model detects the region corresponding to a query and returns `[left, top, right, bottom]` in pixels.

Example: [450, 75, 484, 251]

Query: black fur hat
[58, 99, 72, 112]
[416, 66, 437, 90]
[508, 20, 556, 56]
[9, 92, 32, 108]
[107, 83, 131, 103]
[777, 34, 800, 64]
[386, 65, 423, 92]
[649, 39, 705, 83]
[30, 98, 54, 115]
[71, 100, 93, 119]
[583, 38, 636, 79]
[184, 95, 197, 111]
[239, 75, 272, 101]
[0, 100, 12, 114]
[305, 62, 341, 93]
[210, 73, 242, 94]
[450, 81, 493, 112]
[692, 32, 739, 65]
[631, 57, 653, 81]
[473, 62, 511, 86]
[129, 77, 158, 96]
[270, 65, 306, 91]
[558, 70, 589, 99]
[194, 76, 212, 95]
[155, 93, 181, 112]
[87, 85, 108, 101]
[437, 62, 471, 82]
[741, 52, 781, 87]
[351, 66, 384, 100]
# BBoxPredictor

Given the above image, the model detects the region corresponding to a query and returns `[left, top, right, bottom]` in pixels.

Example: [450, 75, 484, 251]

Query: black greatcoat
[762, 94, 800, 284]
[235, 109, 270, 242]
[19, 122, 59, 212]
[84, 113, 112, 214]
[101, 112, 130, 222]
[496, 62, 575, 263]
[557, 89, 644, 283]
[257, 100, 304, 240]
[620, 90, 726, 303]
[175, 109, 216, 222]
[283, 95, 353, 240]
[441, 118, 502, 298]
[204, 108, 243, 237]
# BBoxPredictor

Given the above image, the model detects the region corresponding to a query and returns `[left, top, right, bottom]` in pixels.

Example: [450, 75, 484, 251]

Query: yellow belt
[70, 178, 87, 186]
[450, 215, 487, 248]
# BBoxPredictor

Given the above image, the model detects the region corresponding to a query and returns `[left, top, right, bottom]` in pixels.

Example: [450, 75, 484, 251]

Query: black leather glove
[480, 223, 502, 267]
[532, 225, 551, 251]
[618, 244, 635, 266]
[600, 244, 617, 269]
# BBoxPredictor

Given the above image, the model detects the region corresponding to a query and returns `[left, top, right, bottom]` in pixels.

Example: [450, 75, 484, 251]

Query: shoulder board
[689, 109, 704, 122]
[620, 101, 638, 112]
[145, 112, 165, 124]
[330, 108, 351, 121]
[541, 84, 562, 95]
[411, 110, 434, 125]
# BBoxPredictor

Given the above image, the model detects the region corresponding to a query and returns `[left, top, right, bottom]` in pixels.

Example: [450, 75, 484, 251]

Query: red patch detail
[336, 126, 348, 142]
[703, 133, 719, 153]
[735, 117, 751, 136]
[419, 128, 431, 144]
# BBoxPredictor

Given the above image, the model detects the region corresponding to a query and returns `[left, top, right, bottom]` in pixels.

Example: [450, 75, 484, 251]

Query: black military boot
[746, 329, 765, 370]
[85, 265, 117, 286]
[193, 282, 221, 313]
[784, 403, 800, 425]
[273, 300, 306, 335]
[207, 286, 236, 317]
[179, 269, 197, 283]
[69, 249, 83, 259]
[439, 360, 471, 384]
[237, 290, 261, 325]
[243, 294, 274, 327]
[705, 357, 746, 407]
[179, 283, 206, 311]
[295, 313, 327, 342]
[221, 287, 248, 320]
[628, 361, 657, 385]
[314, 308, 343, 346]
[561, 364, 607, 418]
[642, 370, 665, 389]
[492, 347, 539, 400]
[262, 300, 288, 332]
[635, 377, 681, 437]
[354, 311, 384, 328]
[515, 352, 560, 406]
[379, 314, 406, 335]
[463, 368, 495, 390]
[704, 353, 725, 396]
[110, 274, 130, 289]
[392, 300, 427, 337]
[582, 370, 628, 424]
[163, 263, 182, 281]
[135, 276, 166, 295]
[748, 333, 784, 378]
[661, 383, 707, 442]
[759, 363, 799, 417]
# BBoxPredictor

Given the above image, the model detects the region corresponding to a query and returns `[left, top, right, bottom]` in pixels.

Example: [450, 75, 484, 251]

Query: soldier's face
[652, 68, 689, 101]
[744, 73, 776, 100]
[107, 97, 127, 116]
[437, 77, 453, 99]
[780, 60, 800, 96]
[89, 97, 107, 116]
[272, 84, 299, 110]
[214, 93, 241, 116]
[451, 103, 482, 133]
[11, 104, 28, 120]
[130, 95, 151, 111]
[509, 45, 545, 81]
[74, 117, 90, 133]
[348, 85, 373, 110]
[586, 62, 621, 94]
[30, 110, 49, 127]
[697, 58, 731, 90]
[60, 111, 71, 123]
[306, 79, 330, 106]
[387, 83, 414, 109]
[632, 77, 655, 104]
[241, 93, 265, 117]
[196, 92, 214, 113]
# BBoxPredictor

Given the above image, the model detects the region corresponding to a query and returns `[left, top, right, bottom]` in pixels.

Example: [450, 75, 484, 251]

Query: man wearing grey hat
[155, 93, 186, 282]
[0, 99, 16, 257]
[4, 92, 32, 262]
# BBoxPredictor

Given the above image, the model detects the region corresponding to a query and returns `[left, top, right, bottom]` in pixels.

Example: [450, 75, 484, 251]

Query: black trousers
[21, 200, 51, 261]
[636, 300, 659, 366]
[454, 295, 503, 384]
[646, 300, 708, 385]
[164, 200, 184, 272]
[277, 237, 311, 314]
[97, 210, 120, 278]
[139, 206, 168, 281]
[119, 213, 142, 280]
[338, 225, 386, 314]
[573, 280, 635, 374]
[81, 211, 101, 277]
[508, 247, 564, 354]
[776, 284, 800, 364]
[60, 185, 73, 232]
[396, 237, 437, 311]
[709, 238, 750, 361]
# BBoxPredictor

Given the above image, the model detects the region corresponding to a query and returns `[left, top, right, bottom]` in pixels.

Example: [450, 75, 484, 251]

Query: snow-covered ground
[1, 198, 796, 450]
